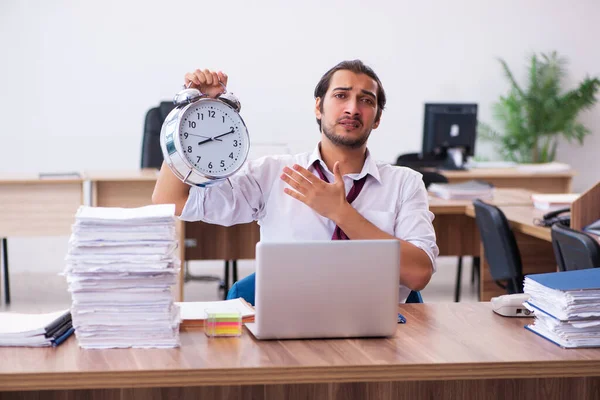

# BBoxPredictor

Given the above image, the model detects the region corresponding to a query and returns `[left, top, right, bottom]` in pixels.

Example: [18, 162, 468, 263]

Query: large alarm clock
[160, 84, 250, 186]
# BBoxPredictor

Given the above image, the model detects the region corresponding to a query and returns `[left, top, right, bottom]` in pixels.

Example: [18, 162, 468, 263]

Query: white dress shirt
[181, 144, 439, 302]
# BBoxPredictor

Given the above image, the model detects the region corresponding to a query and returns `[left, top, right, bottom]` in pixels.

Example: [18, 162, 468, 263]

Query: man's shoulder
[249, 151, 311, 167]
[375, 161, 422, 181]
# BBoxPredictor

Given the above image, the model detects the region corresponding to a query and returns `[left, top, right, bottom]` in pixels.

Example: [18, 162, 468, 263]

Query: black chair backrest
[551, 224, 600, 271]
[395, 154, 448, 189]
[141, 101, 176, 168]
[395, 152, 445, 170]
[472, 199, 524, 294]
[396, 152, 422, 166]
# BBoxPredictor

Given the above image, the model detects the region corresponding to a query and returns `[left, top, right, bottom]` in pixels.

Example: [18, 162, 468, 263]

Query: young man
[153, 60, 438, 299]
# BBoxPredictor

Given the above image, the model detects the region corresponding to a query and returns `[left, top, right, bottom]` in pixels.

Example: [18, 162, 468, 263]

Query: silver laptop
[245, 240, 400, 340]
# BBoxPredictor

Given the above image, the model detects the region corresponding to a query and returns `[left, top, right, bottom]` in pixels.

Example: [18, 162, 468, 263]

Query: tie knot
[312, 160, 329, 183]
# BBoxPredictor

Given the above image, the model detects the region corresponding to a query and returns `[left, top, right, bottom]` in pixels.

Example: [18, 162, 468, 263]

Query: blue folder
[526, 268, 600, 291]
[524, 268, 600, 348]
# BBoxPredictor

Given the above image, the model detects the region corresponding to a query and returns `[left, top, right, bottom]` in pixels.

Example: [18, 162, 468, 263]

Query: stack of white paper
[523, 269, 600, 348]
[428, 180, 494, 200]
[64, 204, 181, 349]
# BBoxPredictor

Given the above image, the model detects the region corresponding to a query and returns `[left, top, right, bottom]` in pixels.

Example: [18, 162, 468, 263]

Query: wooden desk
[86, 169, 159, 209]
[572, 181, 600, 231]
[0, 174, 84, 303]
[429, 190, 561, 301]
[1, 303, 599, 400]
[0, 174, 84, 237]
[465, 205, 550, 241]
[430, 188, 536, 258]
[440, 167, 574, 193]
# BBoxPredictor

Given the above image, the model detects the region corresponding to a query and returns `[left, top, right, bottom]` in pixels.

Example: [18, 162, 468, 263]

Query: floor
[0, 256, 479, 313]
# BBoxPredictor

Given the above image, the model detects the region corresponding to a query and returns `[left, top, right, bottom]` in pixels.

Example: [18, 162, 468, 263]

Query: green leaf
[498, 58, 525, 98]
[480, 51, 600, 163]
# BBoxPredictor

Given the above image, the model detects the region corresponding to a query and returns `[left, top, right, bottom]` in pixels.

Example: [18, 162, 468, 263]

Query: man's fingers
[186, 72, 200, 86]
[203, 69, 213, 85]
[186, 69, 229, 92]
[283, 167, 313, 188]
[291, 164, 318, 184]
[332, 161, 344, 183]
[211, 71, 220, 88]
[283, 188, 306, 203]
[218, 71, 228, 86]
[194, 69, 207, 86]
[281, 172, 308, 194]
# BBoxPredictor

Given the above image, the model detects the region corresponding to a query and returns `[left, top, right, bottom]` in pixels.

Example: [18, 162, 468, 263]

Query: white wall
[1, 0, 599, 273]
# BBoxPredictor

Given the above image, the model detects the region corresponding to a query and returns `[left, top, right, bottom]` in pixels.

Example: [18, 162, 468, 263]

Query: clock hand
[197, 136, 227, 146]
[212, 128, 235, 141]
[197, 128, 233, 145]
[187, 133, 222, 142]
[185, 132, 209, 138]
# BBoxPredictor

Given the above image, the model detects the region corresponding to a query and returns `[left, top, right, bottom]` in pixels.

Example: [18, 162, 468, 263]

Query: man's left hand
[280, 162, 349, 222]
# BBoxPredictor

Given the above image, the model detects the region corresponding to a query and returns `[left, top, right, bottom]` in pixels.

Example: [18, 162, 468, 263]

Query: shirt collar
[307, 143, 382, 184]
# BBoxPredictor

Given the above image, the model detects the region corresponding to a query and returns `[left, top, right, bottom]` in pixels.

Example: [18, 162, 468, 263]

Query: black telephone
[535, 207, 571, 227]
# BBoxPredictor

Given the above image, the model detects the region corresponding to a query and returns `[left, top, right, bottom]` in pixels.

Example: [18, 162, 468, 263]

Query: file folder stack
[0, 309, 73, 347]
[428, 180, 494, 200]
[523, 268, 600, 348]
[64, 204, 181, 349]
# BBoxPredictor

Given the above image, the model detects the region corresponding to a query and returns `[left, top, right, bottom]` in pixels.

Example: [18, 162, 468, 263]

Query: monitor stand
[440, 148, 467, 170]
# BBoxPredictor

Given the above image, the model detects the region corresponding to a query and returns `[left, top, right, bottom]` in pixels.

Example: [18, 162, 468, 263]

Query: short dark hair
[314, 60, 386, 129]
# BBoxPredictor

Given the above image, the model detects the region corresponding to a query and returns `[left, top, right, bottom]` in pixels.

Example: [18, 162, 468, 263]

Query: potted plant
[478, 52, 599, 163]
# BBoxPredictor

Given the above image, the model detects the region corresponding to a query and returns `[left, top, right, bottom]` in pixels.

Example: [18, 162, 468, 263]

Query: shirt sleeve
[179, 155, 283, 226]
[394, 170, 439, 272]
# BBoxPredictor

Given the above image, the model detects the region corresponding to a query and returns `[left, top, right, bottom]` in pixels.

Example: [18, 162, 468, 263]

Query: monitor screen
[422, 103, 478, 157]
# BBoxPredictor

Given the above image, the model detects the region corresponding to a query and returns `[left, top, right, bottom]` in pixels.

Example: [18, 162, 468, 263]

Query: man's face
[315, 70, 380, 149]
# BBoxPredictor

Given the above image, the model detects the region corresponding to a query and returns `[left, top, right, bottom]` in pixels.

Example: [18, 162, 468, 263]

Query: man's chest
[261, 179, 399, 237]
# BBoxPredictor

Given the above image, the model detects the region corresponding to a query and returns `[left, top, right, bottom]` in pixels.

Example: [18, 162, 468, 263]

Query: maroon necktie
[312, 161, 367, 240]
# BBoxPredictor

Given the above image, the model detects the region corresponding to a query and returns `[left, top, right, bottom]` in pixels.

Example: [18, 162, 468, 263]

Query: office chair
[551, 224, 600, 271]
[142, 101, 238, 292]
[472, 199, 524, 294]
[226, 272, 423, 305]
[1, 238, 9, 304]
[396, 160, 476, 302]
[141, 102, 175, 168]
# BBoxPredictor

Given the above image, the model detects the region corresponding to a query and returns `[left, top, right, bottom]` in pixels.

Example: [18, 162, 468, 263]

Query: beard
[321, 116, 372, 149]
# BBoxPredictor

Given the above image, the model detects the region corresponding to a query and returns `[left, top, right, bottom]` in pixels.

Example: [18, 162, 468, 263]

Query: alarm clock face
[178, 99, 249, 179]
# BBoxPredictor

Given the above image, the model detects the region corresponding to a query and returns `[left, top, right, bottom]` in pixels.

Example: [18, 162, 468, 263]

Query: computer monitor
[422, 103, 478, 170]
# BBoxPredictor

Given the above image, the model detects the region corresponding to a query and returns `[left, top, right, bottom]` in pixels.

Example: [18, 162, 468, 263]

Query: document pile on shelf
[64, 204, 181, 349]
[524, 268, 600, 348]
[517, 162, 571, 173]
[530, 193, 579, 211]
[428, 180, 494, 200]
[0, 309, 73, 347]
